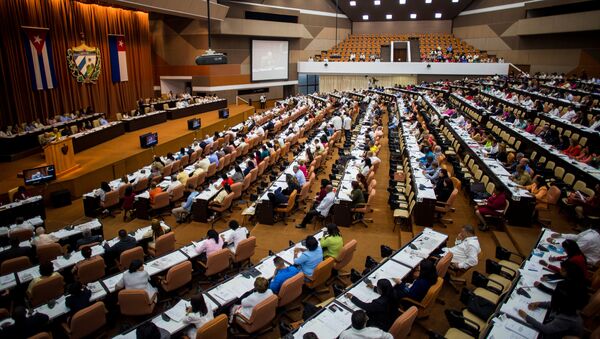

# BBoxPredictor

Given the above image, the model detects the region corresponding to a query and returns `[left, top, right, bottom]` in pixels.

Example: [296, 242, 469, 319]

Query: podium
[44, 137, 79, 176]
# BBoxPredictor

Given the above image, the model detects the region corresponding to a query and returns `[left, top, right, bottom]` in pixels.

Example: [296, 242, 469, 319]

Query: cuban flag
[23, 27, 57, 90]
[108, 35, 128, 82]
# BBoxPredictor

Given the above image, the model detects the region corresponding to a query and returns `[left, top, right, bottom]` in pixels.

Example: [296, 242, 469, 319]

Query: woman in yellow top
[27, 261, 63, 298]
[319, 224, 343, 259]
[519, 175, 549, 211]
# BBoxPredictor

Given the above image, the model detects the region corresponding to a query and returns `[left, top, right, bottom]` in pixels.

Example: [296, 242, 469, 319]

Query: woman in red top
[121, 185, 136, 222]
[220, 173, 233, 188]
[562, 138, 581, 158]
[541, 239, 589, 280]
[475, 186, 507, 231]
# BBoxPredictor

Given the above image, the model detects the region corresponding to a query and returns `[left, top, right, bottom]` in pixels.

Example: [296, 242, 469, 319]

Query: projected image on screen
[252, 40, 289, 81]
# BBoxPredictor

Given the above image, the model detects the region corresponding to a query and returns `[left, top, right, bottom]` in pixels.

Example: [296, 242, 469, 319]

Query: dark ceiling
[332, 0, 474, 22]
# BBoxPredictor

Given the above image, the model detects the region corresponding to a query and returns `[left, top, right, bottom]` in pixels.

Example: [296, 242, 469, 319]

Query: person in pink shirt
[195, 229, 224, 260]
[298, 160, 309, 180]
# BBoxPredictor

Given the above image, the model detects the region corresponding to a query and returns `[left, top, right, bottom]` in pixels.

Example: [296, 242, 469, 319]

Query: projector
[195, 49, 228, 65]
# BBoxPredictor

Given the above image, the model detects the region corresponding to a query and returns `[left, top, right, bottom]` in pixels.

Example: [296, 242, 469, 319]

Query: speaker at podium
[43, 137, 79, 176]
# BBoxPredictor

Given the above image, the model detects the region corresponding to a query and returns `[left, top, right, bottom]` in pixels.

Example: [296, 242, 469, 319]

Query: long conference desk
[71, 121, 126, 153]
[0, 196, 45, 226]
[112, 229, 319, 338]
[0, 113, 104, 161]
[290, 228, 447, 338]
[122, 111, 168, 132]
[165, 100, 228, 120]
[421, 94, 536, 226]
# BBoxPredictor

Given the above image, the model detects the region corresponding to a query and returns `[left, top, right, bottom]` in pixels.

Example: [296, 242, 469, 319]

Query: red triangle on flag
[26, 29, 47, 55]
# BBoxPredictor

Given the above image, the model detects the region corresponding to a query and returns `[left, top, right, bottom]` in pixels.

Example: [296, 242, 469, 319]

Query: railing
[235, 96, 249, 105]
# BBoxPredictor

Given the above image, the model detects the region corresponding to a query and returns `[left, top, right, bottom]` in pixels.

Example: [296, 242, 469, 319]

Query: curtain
[0, 0, 153, 127]
[319, 75, 417, 93]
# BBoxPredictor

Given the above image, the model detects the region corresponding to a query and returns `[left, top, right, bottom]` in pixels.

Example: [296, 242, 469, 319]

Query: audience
[27, 261, 62, 298]
[339, 310, 393, 339]
[183, 294, 214, 338]
[194, 229, 224, 259]
[475, 186, 507, 231]
[115, 259, 157, 299]
[319, 224, 344, 260]
[230, 277, 273, 321]
[222, 220, 248, 253]
[31, 227, 59, 246]
[444, 225, 481, 270]
[269, 256, 300, 294]
[518, 287, 583, 338]
[103, 229, 137, 261]
[392, 259, 438, 301]
[345, 279, 398, 331]
[296, 185, 335, 228]
[65, 281, 92, 316]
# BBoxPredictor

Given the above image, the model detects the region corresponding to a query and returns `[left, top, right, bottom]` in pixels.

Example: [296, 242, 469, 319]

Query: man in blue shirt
[293, 165, 306, 186]
[269, 256, 300, 294]
[171, 187, 198, 223]
[293, 236, 323, 277]
[208, 152, 219, 167]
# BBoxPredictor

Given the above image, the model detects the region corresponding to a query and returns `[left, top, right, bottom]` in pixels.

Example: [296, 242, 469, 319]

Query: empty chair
[170, 184, 185, 203]
[158, 261, 192, 292]
[8, 228, 33, 242]
[274, 190, 297, 225]
[0, 256, 31, 275]
[388, 306, 419, 339]
[76, 256, 106, 284]
[118, 289, 157, 316]
[199, 248, 231, 281]
[117, 246, 144, 272]
[433, 188, 458, 228]
[148, 232, 176, 257]
[436, 252, 453, 278]
[150, 191, 170, 213]
[195, 314, 228, 339]
[234, 294, 279, 335]
[209, 192, 235, 225]
[61, 301, 107, 339]
[29, 273, 65, 307]
[232, 236, 256, 268]
[37, 243, 64, 263]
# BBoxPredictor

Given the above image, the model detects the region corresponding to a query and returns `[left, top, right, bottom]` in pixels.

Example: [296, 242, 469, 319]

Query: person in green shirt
[320, 224, 344, 259]
[350, 180, 365, 208]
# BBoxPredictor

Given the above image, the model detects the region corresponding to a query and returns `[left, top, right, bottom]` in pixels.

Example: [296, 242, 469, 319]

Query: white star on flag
[118, 40, 124, 47]
[33, 35, 42, 44]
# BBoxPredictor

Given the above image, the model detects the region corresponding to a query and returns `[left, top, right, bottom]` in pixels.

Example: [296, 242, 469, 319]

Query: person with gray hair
[75, 228, 103, 250]
[293, 164, 306, 186]
[443, 225, 481, 270]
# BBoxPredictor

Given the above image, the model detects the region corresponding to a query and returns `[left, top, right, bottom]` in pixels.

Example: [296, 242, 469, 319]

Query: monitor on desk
[23, 165, 56, 185]
[187, 118, 201, 130]
[139, 132, 158, 148]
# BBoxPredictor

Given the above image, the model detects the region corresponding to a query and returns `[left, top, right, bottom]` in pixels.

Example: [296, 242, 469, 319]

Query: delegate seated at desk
[296, 185, 335, 229]
[0, 238, 32, 264]
[392, 259, 438, 302]
[144, 219, 170, 251]
[269, 256, 300, 294]
[183, 294, 214, 338]
[345, 279, 397, 331]
[172, 188, 198, 223]
[293, 236, 323, 277]
[0, 306, 50, 339]
[230, 277, 273, 320]
[103, 229, 136, 262]
[221, 220, 248, 253]
[75, 228, 102, 250]
[443, 225, 481, 270]
[339, 310, 393, 339]
[27, 262, 63, 298]
[115, 259, 158, 299]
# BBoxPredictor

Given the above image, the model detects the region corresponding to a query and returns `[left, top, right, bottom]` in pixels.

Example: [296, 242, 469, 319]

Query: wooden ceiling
[333, 0, 474, 21]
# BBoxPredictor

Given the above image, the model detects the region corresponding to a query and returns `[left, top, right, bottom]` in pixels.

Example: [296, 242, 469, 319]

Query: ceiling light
[410, 13, 417, 19]
[374, 0, 380, 5]
[452, 0, 459, 2]
[350, 1, 356, 6]
[425, 0, 432, 3]
[386, 14, 393, 19]
[435, 12, 442, 18]
[399, 0, 406, 4]
[362, 14, 369, 20]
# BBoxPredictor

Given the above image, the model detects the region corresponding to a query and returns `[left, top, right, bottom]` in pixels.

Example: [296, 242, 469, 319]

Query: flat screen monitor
[187, 118, 201, 130]
[23, 165, 56, 185]
[251, 39, 289, 82]
[140, 132, 158, 148]
[218, 108, 229, 119]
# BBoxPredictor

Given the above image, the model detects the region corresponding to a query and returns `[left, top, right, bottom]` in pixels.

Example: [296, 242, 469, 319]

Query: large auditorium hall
[0, 1, 599, 338]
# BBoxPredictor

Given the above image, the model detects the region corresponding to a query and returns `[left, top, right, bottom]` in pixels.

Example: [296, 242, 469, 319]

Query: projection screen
[251, 40, 289, 82]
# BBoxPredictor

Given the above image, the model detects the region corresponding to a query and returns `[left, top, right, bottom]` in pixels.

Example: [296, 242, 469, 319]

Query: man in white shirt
[296, 185, 335, 228]
[331, 113, 342, 131]
[561, 106, 577, 121]
[342, 113, 352, 140]
[550, 226, 600, 267]
[293, 165, 306, 186]
[166, 175, 183, 198]
[444, 225, 481, 270]
[339, 310, 393, 339]
[195, 156, 211, 174]
[222, 220, 249, 253]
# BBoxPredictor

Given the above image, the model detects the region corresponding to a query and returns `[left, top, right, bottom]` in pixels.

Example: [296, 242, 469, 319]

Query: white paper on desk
[339, 281, 379, 311]
[393, 248, 423, 268]
[35, 295, 68, 320]
[277, 248, 296, 265]
[500, 296, 545, 322]
[503, 316, 538, 339]
[255, 259, 277, 279]
[103, 273, 123, 292]
[295, 305, 352, 339]
[17, 266, 40, 283]
[163, 300, 189, 323]
[370, 260, 411, 282]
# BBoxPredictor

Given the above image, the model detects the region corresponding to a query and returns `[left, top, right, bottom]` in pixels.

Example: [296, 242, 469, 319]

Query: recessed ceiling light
[362, 14, 369, 20]
[435, 12, 442, 18]
[350, 1, 356, 6]
[452, 0, 459, 2]
[410, 13, 417, 19]
[399, 0, 406, 4]
[386, 14, 393, 19]
[374, 0, 381, 5]
[425, 0, 432, 3]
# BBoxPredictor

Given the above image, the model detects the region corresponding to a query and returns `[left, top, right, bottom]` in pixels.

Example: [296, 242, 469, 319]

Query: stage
[0, 104, 255, 200]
